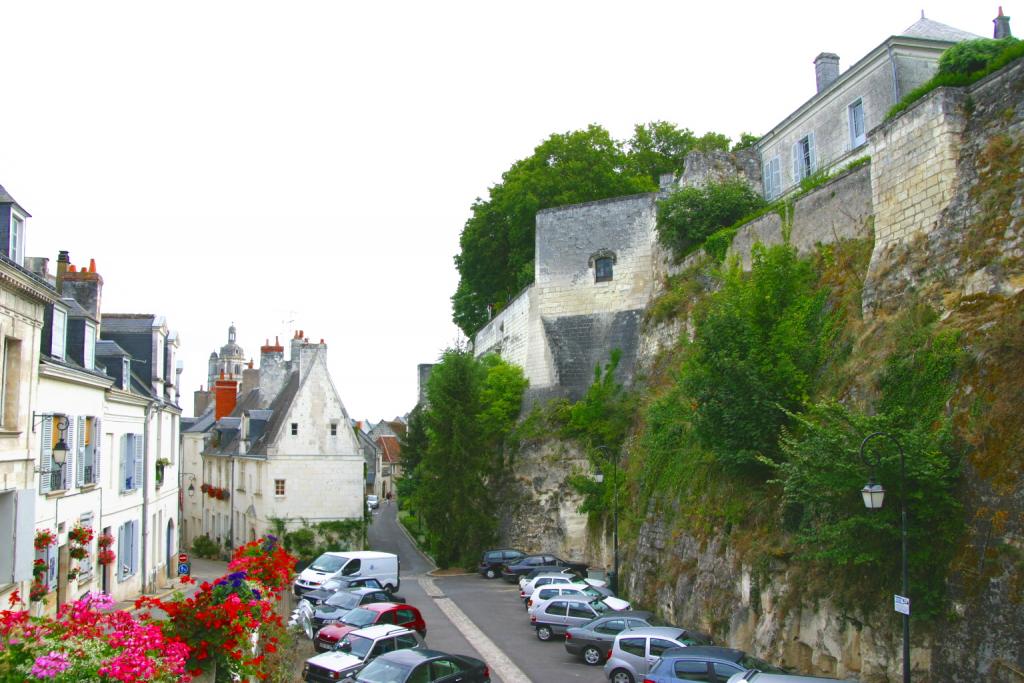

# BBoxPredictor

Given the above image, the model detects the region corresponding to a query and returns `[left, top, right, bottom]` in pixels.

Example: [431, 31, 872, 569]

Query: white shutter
[40, 417, 53, 493]
[132, 520, 140, 575]
[62, 418, 75, 491]
[791, 143, 801, 183]
[808, 132, 817, 173]
[93, 420, 102, 485]
[119, 435, 128, 492]
[76, 416, 85, 486]
[12, 489, 36, 582]
[118, 524, 126, 580]
[133, 435, 144, 492]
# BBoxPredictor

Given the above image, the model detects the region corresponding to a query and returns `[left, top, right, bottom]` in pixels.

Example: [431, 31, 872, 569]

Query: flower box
[68, 524, 94, 545]
[97, 548, 116, 565]
[97, 532, 114, 549]
[69, 546, 88, 560]
[34, 529, 57, 551]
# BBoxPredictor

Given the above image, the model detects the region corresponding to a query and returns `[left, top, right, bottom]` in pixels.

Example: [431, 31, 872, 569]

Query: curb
[393, 511, 438, 572]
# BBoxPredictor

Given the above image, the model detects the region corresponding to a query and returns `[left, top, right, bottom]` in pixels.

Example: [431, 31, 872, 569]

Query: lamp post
[593, 445, 620, 594]
[859, 431, 910, 683]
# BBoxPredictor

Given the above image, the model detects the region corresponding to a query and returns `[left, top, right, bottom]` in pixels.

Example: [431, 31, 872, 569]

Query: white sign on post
[894, 595, 910, 615]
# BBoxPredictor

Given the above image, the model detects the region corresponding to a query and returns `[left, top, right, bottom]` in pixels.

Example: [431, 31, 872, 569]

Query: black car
[563, 610, 666, 665]
[302, 587, 393, 633]
[478, 548, 525, 579]
[300, 576, 389, 607]
[500, 554, 588, 583]
[354, 647, 490, 682]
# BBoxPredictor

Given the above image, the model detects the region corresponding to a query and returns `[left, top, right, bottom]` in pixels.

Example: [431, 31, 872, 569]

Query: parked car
[603, 627, 715, 683]
[530, 596, 614, 641]
[294, 551, 401, 597]
[478, 548, 526, 579]
[302, 624, 423, 683]
[526, 585, 630, 613]
[315, 602, 427, 653]
[298, 587, 393, 638]
[367, 495, 380, 510]
[725, 672, 851, 683]
[644, 646, 788, 683]
[300, 576, 390, 607]
[519, 572, 605, 600]
[501, 554, 588, 583]
[517, 565, 592, 588]
[563, 611, 665, 665]
[353, 647, 490, 683]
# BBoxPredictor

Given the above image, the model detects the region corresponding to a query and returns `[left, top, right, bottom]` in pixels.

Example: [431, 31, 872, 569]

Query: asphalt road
[290, 504, 609, 682]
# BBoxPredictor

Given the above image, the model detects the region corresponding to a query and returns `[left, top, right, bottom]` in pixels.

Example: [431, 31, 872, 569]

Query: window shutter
[76, 416, 85, 486]
[40, 416, 53, 494]
[62, 418, 75, 491]
[119, 435, 128, 493]
[808, 132, 817, 172]
[791, 143, 801, 183]
[94, 419, 102, 484]
[133, 435, 144, 491]
[132, 521, 140, 575]
[118, 524, 126, 581]
[12, 489, 36, 582]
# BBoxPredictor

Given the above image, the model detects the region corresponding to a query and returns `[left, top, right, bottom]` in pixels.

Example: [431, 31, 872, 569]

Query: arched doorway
[166, 520, 175, 578]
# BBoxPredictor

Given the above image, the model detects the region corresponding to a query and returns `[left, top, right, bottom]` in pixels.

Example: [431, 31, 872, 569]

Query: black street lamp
[593, 445, 620, 594]
[859, 431, 910, 683]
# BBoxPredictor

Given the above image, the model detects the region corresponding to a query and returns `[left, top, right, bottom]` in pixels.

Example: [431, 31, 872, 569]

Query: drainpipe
[141, 399, 158, 592]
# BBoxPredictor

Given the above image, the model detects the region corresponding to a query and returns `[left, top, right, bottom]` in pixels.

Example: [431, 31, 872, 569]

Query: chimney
[61, 256, 104, 320]
[194, 387, 212, 416]
[214, 375, 239, 420]
[994, 6, 1012, 38]
[298, 339, 327, 382]
[24, 257, 49, 279]
[240, 364, 260, 395]
[290, 329, 304, 364]
[55, 251, 70, 294]
[259, 336, 287, 402]
[814, 53, 840, 93]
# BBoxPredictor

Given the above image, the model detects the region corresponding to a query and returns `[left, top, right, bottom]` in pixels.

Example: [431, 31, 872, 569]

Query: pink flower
[31, 651, 70, 678]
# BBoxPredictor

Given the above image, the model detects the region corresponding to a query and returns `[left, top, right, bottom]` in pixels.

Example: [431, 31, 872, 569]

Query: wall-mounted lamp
[32, 414, 70, 468]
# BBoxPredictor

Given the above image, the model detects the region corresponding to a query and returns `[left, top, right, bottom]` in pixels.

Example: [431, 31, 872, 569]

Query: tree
[623, 121, 698, 185]
[452, 125, 656, 336]
[656, 178, 765, 258]
[396, 404, 428, 502]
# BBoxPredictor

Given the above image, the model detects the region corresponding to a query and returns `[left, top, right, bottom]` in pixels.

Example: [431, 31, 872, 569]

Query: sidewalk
[113, 556, 228, 612]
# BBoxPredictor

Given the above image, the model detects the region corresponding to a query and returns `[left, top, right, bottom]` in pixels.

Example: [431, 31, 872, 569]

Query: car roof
[659, 645, 744, 662]
[374, 647, 451, 664]
[617, 626, 686, 638]
[591, 610, 655, 622]
[351, 587, 387, 595]
[349, 624, 414, 639]
[362, 602, 414, 613]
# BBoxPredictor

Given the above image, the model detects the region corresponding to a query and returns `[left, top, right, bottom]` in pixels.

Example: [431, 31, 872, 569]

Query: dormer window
[122, 357, 130, 390]
[595, 257, 614, 282]
[51, 308, 67, 359]
[83, 323, 96, 370]
[9, 213, 24, 266]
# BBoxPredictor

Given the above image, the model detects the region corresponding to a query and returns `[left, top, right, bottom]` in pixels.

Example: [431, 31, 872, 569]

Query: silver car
[603, 627, 714, 683]
[531, 596, 613, 641]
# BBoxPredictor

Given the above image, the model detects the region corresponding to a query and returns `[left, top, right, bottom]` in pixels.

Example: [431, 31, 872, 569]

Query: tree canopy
[452, 122, 738, 336]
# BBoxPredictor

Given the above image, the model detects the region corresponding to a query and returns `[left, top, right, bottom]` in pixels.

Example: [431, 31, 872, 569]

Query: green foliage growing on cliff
[682, 244, 832, 471]
[886, 37, 1023, 120]
[452, 123, 738, 336]
[656, 179, 767, 260]
[411, 349, 527, 568]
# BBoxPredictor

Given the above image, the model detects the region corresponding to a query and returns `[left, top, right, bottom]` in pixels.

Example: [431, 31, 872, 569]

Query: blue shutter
[791, 143, 801, 183]
[132, 520, 140, 575]
[118, 524, 127, 581]
[93, 419, 102, 485]
[62, 418, 75, 491]
[133, 434, 144, 492]
[76, 416, 85, 486]
[808, 132, 817, 173]
[40, 417, 53, 494]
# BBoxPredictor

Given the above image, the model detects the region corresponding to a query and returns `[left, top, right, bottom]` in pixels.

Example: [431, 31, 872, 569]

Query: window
[650, 638, 676, 657]
[274, 479, 285, 496]
[330, 422, 338, 436]
[544, 600, 568, 616]
[117, 519, 139, 581]
[120, 433, 142, 492]
[290, 423, 298, 436]
[83, 323, 96, 370]
[238, 462, 246, 491]
[567, 602, 594, 619]
[40, 415, 73, 492]
[595, 619, 626, 635]
[76, 417, 100, 486]
[792, 134, 816, 181]
[155, 336, 164, 381]
[77, 512, 94, 581]
[429, 659, 460, 677]
[382, 464, 391, 476]
[1, 338, 21, 431]
[9, 214, 24, 266]
[619, 637, 646, 658]
[121, 358, 130, 390]
[595, 257, 614, 282]
[675, 661, 713, 681]
[849, 99, 866, 148]
[51, 309, 67, 360]
[763, 156, 782, 200]
[713, 663, 743, 679]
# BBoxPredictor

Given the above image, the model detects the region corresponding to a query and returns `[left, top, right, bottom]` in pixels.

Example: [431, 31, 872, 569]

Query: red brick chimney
[214, 372, 239, 419]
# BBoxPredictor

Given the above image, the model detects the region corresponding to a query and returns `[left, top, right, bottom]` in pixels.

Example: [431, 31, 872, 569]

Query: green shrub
[657, 179, 766, 259]
[703, 227, 739, 262]
[190, 534, 220, 559]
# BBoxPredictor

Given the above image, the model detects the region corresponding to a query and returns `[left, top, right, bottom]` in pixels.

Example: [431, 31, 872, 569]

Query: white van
[293, 550, 400, 597]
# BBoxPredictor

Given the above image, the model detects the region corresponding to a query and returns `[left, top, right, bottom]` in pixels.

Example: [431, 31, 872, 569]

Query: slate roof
[254, 372, 300, 451]
[40, 355, 114, 383]
[96, 339, 130, 357]
[100, 314, 160, 332]
[59, 297, 90, 317]
[183, 409, 216, 434]
[900, 16, 982, 42]
[0, 184, 31, 216]
[377, 435, 401, 464]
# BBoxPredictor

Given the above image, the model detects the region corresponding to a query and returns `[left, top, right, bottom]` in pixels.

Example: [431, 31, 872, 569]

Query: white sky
[0, 0, 1002, 419]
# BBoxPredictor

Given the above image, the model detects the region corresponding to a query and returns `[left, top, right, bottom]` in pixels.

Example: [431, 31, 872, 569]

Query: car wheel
[535, 625, 554, 641]
[582, 645, 603, 665]
[485, 567, 497, 579]
[384, 584, 395, 595]
[301, 615, 313, 641]
[610, 669, 634, 683]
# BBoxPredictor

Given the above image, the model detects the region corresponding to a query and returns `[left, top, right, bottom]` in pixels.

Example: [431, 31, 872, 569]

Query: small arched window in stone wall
[590, 249, 617, 283]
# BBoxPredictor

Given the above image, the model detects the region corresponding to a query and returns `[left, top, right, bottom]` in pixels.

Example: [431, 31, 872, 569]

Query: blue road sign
[178, 562, 191, 576]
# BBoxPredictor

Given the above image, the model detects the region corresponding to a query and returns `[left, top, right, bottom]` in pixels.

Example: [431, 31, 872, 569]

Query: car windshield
[343, 607, 379, 627]
[355, 658, 413, 683]
[321, 579, 345, 591]
[590, 599, 610, 614]
[326, 592, 360, 609]
[738, 655, 788, 674]
[338, 633, 374, 659]
[310, 554, 346, 573]
[582, 586, 601, 598]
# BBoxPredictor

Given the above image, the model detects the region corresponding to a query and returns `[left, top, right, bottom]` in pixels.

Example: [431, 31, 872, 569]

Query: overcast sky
[0, 1, 1001, 419]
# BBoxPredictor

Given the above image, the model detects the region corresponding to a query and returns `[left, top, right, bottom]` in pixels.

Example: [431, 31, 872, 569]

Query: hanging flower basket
[68, 524, 94, 545]
[67, 567, 80, 581]
[34, 529, 57, 551]
[33, 558, 47, 578]
[97, 532, 115, 549]
[29, 581, 48, 602]
[218, 490, 229, 501]
[69, 546, 89, 560]
[98, 548, 116, 565]
[201, 483, 210, 493]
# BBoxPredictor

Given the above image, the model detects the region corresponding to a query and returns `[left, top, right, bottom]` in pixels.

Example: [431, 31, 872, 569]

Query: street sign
[178, 552, 189, 563]
[894, 594, 910, 615]
[178, 562, 191, 576]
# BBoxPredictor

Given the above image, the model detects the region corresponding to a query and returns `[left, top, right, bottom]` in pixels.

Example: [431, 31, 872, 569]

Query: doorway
[166, 520, 175, 579]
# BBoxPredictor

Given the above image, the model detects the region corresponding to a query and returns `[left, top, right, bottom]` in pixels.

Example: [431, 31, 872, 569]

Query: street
[288, 503, 608, 682]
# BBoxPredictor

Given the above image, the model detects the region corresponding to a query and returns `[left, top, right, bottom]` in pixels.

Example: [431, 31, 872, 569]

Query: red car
[314, 602, 426, 653]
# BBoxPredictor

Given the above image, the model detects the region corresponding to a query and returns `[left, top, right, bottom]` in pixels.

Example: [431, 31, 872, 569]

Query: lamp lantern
[861, 482, 885, 509]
